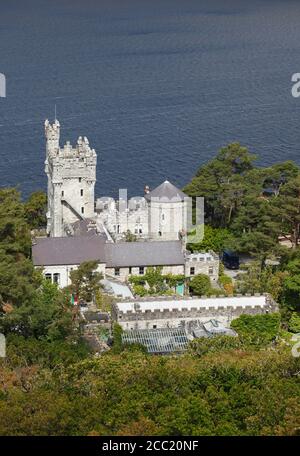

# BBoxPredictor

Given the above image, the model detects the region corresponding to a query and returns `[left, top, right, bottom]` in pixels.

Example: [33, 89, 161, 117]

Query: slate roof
[32, 236, 106, 266]
[32, 237, 185, 268]
[105, 240, 184, 267]
[145, 180, 187, 203]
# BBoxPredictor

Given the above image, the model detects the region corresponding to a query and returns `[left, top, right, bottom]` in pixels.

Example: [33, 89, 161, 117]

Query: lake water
[1, 0, 300, 198]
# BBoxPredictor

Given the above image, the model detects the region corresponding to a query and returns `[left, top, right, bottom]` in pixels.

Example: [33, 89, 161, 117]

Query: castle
[33, 119, 219, 288]
[32, 120, 277, 336]
[45, 119, 188, 241]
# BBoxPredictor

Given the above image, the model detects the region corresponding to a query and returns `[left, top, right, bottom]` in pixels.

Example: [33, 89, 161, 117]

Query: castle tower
[45, 119, 97, 237]
[145, 180, 188, 241]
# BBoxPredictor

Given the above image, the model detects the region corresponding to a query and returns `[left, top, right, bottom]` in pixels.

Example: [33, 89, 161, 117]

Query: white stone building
[39, 120, 219, 291]
[32, 236, 219, 288]
[45, 120, 189, 241]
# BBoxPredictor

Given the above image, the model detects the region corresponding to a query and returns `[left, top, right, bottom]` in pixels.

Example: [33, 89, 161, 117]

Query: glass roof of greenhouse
[122, 328, 189, 354]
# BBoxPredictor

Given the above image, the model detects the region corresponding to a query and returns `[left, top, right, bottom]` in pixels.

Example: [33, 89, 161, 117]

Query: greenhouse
[122, 328, 189, 354]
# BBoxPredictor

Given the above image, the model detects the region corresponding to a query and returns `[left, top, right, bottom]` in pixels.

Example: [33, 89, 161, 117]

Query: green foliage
[133, 284, 147, 296]
[189, 335, 242, 356]
[187, 225, 234, 253]
[288, 313, 300, 333]
[184, 147, 300, 265]
[0, 187, 31, 257]
[0, 188, 40, 309]
[219, 274, 232, 286]
[6, 334, 89, 369]
[0, 279, 77, 341]
[123, 230, 137, 242]
[130, 268, 184, 296]
[189, 274, 211, 296]
[112, 323, 123, 354]
[231, 313, 281, 347]
[0, 349, 299, 436]
[24, 191, 47, 229]
[70, 261, 103, 303]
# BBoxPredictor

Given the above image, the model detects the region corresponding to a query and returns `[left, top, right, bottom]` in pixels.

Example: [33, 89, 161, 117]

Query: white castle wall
[148, 199, 187, 240]
[113, 294, 278, 330]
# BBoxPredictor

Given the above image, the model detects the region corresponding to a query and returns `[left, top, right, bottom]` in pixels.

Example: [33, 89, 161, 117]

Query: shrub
[288, 313, 300, 333]
[231, 313, 281, 347]
[189, 274, 211, 296]
[189, 335, 242, 356]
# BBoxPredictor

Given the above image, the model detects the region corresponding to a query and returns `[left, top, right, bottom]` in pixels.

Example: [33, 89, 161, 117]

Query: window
[79, 178, 82, 183]
[139, 266, 145, 275]
[208, 266, 214, 275]
[80, 189, 83, 196]
[45, 273, 52, 281]
[81, 207, 84, 214]
[115, 268, 120, 277]
[153, 325, 157, 329]
[139, 228, 142, 234]
[190, 267, 195, 276]
[61, 190, 64, 197]
[129, 267, 132, 274]
[53, 273, 60, 284]
[161, 214, 165, 221]
[158, 231, 162, 237]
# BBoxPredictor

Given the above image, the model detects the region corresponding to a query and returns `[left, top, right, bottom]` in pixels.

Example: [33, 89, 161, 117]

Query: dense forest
[0, 144, 300, 436]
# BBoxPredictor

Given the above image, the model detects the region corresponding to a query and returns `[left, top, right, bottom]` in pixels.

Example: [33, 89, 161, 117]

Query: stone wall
[113, 294, 278, 330]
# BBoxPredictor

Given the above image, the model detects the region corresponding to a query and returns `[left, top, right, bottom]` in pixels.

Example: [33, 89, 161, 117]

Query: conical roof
[145, 180, 187, 203]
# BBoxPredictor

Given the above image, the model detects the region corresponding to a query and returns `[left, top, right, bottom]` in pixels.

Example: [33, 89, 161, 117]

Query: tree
[288, 313, 300, 333]
[281, 257, 300, 312]
[0, 187, 31, 257]
[189, 274, 211, 296]
[70, 261, 103, 303]
[0, 279, 77, 340]
[274, 175, 300, 248]
[0, 188, 39, 309]
[230, 313, 281, 347]
[184, 143, 256, 226]
[24, 191, 47, 229]
[187, 224, 234, 253]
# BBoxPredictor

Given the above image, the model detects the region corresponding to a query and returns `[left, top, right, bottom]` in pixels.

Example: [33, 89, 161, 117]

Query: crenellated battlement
[112, 293, 278, 330]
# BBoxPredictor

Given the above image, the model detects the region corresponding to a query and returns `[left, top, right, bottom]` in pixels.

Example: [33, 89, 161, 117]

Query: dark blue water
[1, 0, 300, 198]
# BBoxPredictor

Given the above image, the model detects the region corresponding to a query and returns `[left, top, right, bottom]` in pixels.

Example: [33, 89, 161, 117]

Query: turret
[45, 119, 60, 156]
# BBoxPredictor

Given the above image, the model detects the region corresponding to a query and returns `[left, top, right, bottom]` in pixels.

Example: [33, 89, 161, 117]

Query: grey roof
[32, 237, 185, 268]
[105, 240, 184, 267]
[32, 236, 106, 266]
[70, 219, 99, 237]
[145, 180, 187, 203]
